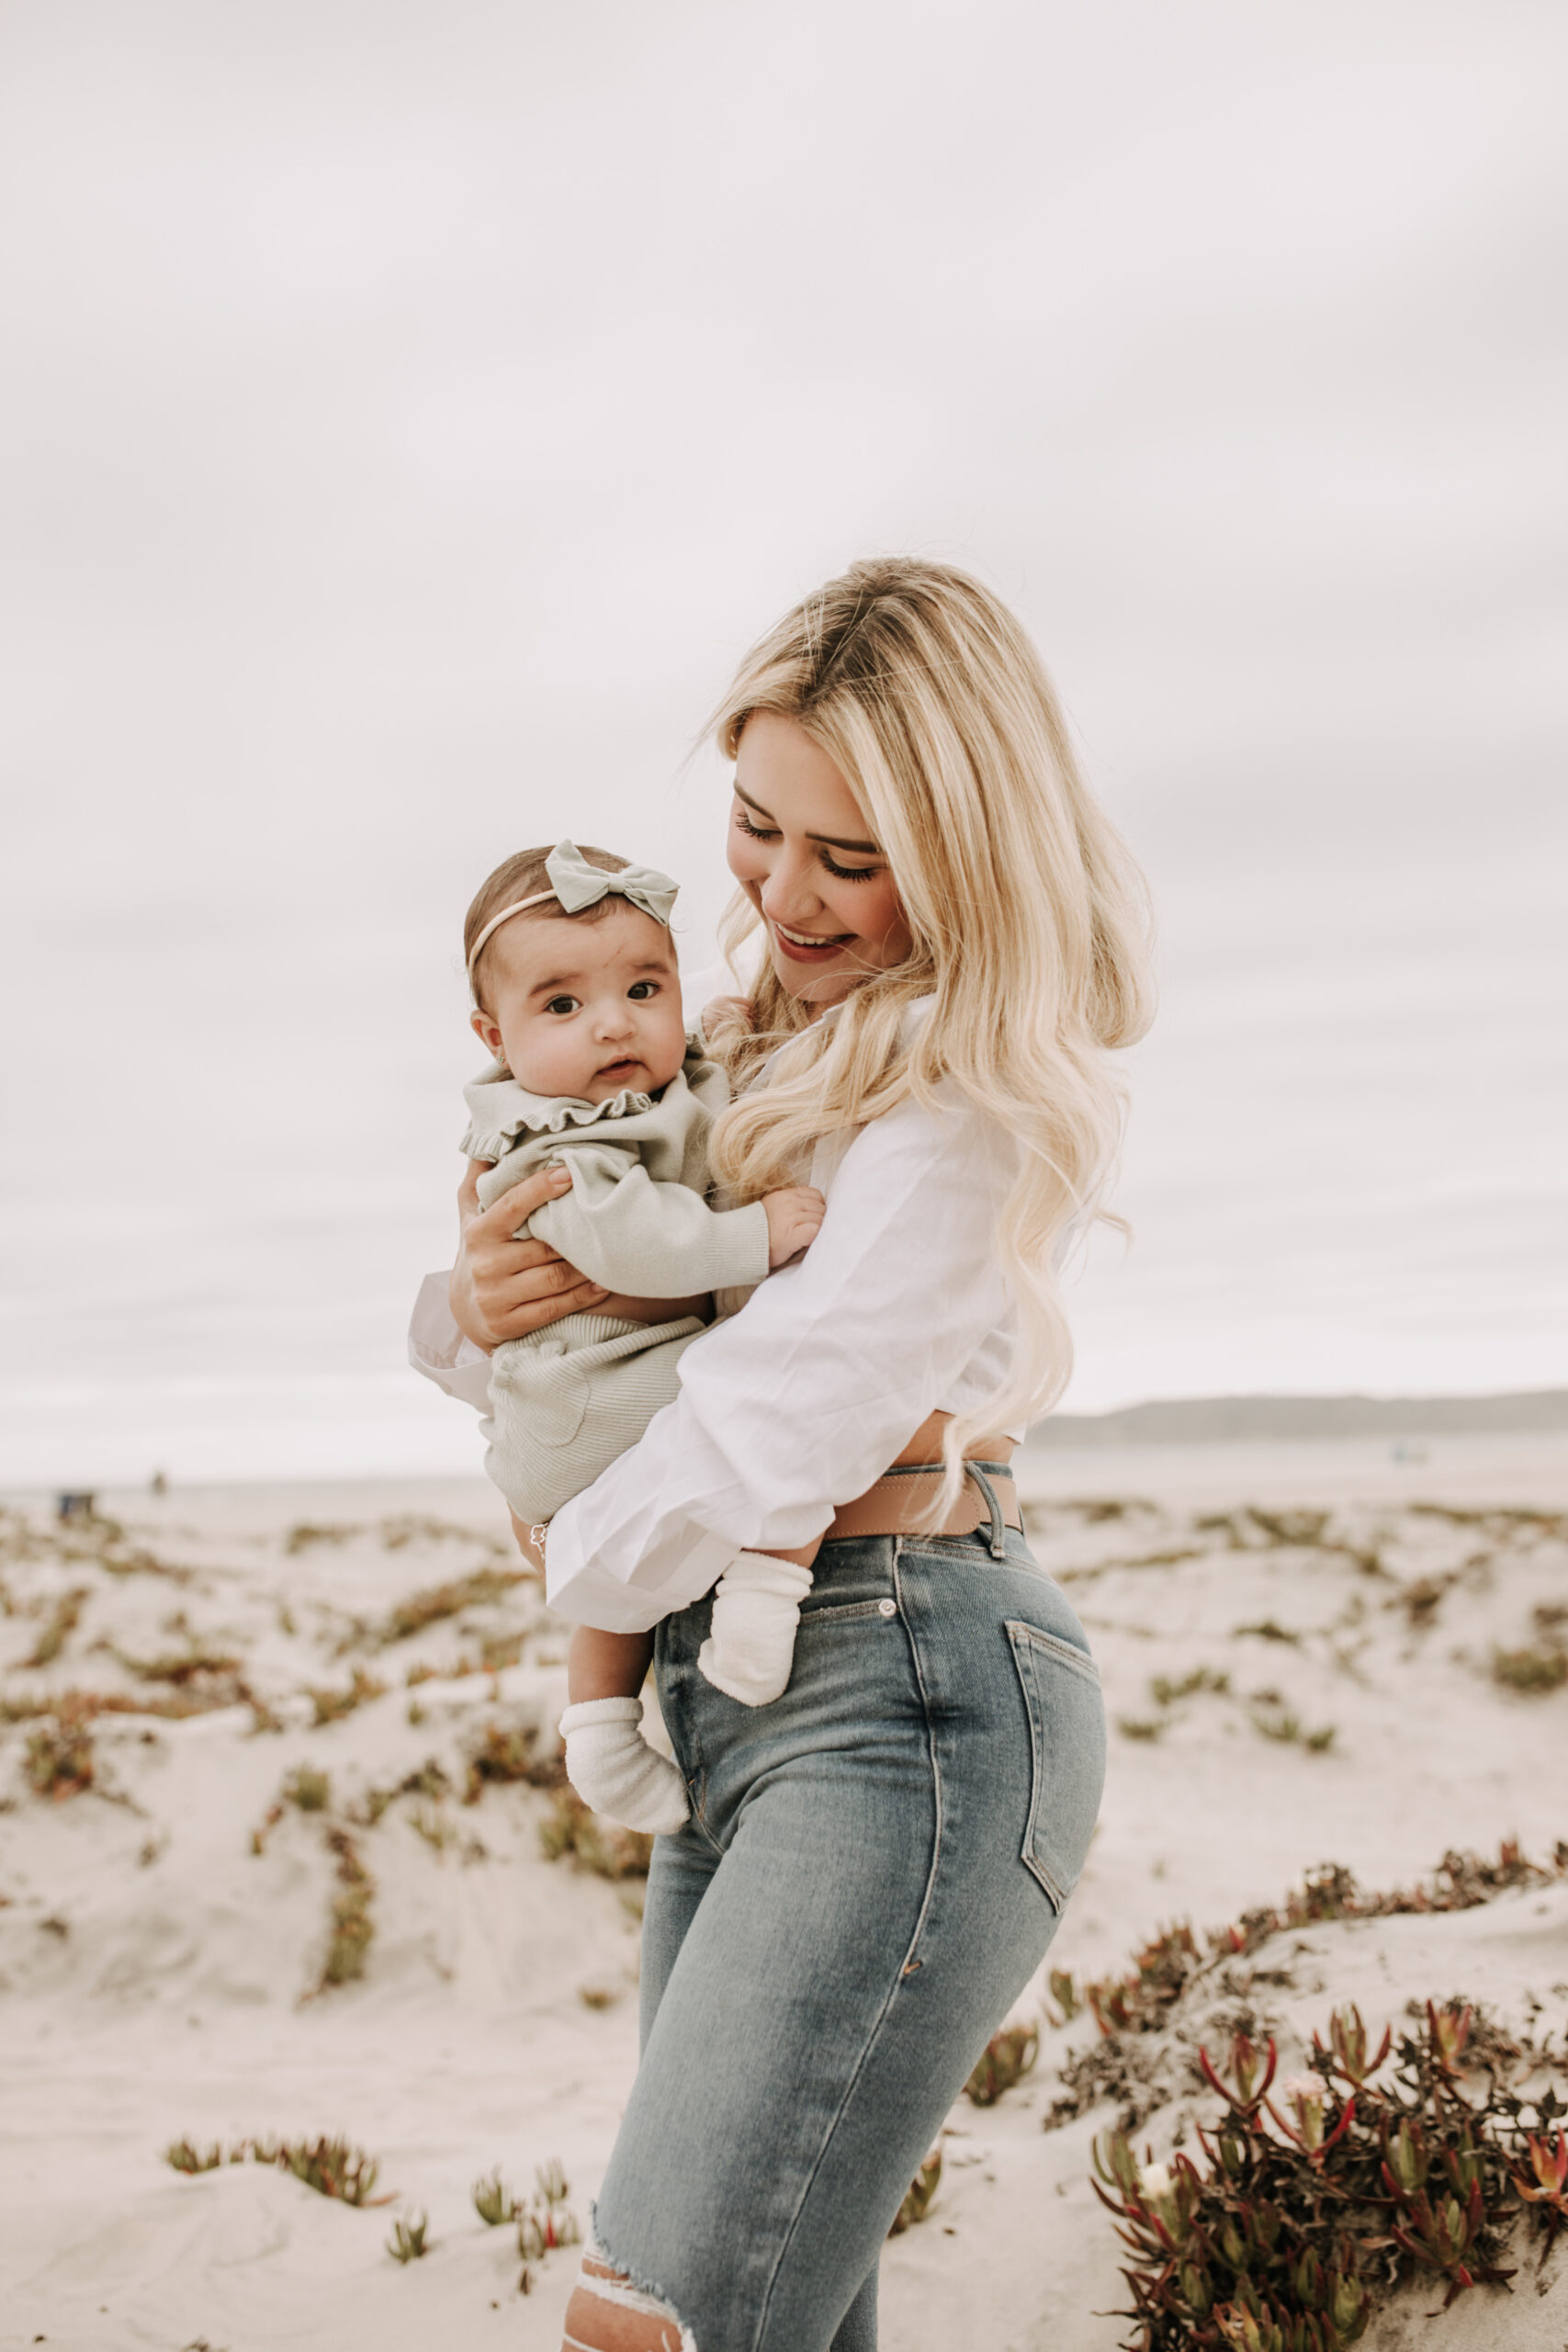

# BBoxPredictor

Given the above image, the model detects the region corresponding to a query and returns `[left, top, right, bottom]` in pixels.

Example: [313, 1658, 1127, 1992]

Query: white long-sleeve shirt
[538, 1074, 1024, 1629]
[408, 988, 1039, 1634]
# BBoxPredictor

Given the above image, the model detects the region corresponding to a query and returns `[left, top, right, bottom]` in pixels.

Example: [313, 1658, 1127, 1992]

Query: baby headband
[467, 838, 680, 984]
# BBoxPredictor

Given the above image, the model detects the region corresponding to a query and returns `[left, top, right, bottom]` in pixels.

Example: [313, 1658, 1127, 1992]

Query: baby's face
[472, 902, 687, 1104]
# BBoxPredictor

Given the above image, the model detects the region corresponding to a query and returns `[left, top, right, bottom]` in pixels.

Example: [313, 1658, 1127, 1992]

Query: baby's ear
[470, 1008, 506, 1062]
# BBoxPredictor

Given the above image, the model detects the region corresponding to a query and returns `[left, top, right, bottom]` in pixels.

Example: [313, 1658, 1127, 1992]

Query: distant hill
[1028, 1391, 1568, 1448]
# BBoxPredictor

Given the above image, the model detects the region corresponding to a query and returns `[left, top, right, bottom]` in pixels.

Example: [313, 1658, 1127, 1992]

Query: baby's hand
[762, 1185, 827, 1269]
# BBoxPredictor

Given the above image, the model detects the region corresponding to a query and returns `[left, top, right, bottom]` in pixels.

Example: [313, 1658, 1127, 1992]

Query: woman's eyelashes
[820, 851, 879, 884]
[733, 805, 880, 884]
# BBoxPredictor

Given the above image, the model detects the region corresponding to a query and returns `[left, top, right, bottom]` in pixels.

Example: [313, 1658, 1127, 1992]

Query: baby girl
[460, 839, 824, 1833]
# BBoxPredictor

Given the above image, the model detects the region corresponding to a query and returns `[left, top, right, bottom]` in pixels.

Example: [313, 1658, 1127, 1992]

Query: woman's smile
[770, 917, 858, 963]
[726, 710, 912, 1006]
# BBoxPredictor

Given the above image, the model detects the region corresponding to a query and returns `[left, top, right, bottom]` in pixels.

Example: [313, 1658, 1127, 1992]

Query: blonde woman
[435, 559, 1153, 2352]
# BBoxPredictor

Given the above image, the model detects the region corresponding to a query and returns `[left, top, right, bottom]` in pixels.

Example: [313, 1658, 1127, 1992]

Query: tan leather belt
[825, 1459, 1022, 1553]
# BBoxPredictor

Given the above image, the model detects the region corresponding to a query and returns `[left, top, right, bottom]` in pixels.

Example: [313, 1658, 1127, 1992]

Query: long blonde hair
[705, 556, 1156, 1490]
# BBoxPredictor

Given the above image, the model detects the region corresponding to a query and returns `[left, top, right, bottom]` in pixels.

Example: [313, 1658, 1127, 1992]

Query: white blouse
[409, 998, 1032, 1634]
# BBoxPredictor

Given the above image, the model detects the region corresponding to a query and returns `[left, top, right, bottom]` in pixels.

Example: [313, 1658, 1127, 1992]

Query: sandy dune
[2, 1443, 1565, 2349]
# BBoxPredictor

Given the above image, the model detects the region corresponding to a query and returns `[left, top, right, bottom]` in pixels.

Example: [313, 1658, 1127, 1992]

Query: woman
[438, 558, 1153, 2351]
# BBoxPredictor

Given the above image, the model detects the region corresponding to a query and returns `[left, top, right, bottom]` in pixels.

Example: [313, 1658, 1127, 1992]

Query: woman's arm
[449, 1160, 613, 1350]
[542, 1084, 1021, 1630]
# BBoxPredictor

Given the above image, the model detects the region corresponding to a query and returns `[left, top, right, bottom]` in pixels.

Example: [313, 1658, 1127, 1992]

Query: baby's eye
[543, 995, 580, 1017]
[626, 979, 660, 1001]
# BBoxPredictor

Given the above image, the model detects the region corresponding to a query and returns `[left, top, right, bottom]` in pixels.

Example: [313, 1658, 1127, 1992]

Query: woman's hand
[449, 1161, 609, 1350]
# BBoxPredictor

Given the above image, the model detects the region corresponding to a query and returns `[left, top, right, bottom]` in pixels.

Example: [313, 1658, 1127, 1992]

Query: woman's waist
[890, 1409, 1014, 1468]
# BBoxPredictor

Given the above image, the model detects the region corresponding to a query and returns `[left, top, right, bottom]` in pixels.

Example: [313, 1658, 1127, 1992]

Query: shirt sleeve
[408, 1271, 494, 1412]
[543, 1084, 1020, 1630]
[528, 1144, 770, 1295]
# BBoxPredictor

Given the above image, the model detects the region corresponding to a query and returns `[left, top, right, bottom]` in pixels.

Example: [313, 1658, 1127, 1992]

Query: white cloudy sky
[1, 0, 1564, 1482]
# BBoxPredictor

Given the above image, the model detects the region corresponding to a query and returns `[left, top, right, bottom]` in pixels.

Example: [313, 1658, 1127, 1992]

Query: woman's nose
[760, 844, 825, 925]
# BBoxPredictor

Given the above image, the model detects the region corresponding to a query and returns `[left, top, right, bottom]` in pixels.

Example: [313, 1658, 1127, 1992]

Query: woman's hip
[653, 1523, 1106, 1907]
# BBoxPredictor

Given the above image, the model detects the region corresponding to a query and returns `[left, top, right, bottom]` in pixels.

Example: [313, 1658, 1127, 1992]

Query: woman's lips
[771, 919, 855, 964]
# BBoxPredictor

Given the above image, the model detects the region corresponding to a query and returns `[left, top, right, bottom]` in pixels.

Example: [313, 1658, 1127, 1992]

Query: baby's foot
[558, 1697, 689, 1835]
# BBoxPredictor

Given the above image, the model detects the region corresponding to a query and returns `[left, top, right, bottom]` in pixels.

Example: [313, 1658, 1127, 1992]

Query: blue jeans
[592, 1498, 1107, 2351]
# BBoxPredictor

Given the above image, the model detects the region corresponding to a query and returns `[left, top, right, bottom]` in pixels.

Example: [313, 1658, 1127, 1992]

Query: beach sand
[2, 1438, 1565, 2349]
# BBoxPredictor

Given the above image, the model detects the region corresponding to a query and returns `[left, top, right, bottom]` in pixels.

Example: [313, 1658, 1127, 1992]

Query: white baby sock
[558, 1697, 690, 1835]
[697, 1553, 814, 1706]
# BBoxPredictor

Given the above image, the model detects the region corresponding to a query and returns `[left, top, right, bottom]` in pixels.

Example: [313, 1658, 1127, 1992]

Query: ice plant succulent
[387, 2210, 431, 2263]
[1509, 2131, 1568, 2267]
[1089, 1996, 1560, 2350]
[965, 2020, 1040, 2106]
[887, 2143, 943, 2235]
[513, 2158, 582, 2290]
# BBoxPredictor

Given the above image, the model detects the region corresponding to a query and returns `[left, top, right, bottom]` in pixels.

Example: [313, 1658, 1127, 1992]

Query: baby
[460, 839, 825, 1834]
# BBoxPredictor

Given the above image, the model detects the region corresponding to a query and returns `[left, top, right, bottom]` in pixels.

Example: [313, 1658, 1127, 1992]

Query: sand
[2, 1440, 1565, 2350]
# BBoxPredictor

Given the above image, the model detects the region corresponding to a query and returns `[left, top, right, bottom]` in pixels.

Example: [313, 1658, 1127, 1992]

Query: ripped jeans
[590, 1498, 1107, 2351]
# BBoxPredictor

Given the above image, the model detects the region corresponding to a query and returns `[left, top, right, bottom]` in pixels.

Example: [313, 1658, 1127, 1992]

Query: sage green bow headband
[467, 839, 680, 987]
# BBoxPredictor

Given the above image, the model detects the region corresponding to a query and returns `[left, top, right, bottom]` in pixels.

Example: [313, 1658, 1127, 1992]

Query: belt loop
[964, 1463, 1008, 1560]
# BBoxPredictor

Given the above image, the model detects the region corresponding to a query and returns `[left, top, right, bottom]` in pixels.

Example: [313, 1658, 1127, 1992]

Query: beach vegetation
[406, 1803, 451, 1852]
[1087, 1924, 1202, 2040]
[283, 1765, 331, 1813]
[378, 1512, 510, 1555]
[472, 2167, 514, 2225]
[306, 1667, 388, 1726]
[1046, 1846, 1566, 2135]
[1249, 1707, 1336, 1752]
[1117, 1716, 1166, 1743]
[1047, 1967, 1084, 2025]
[1491, 1644, 1567, 1695]
[463, 1716, 566, 1803]
[24, 1585, 89, 1668]
[367, 1568, 527, 1650]
[317, 1829, 374, 1989]
[1090, 1989, 1568, 2348]
[1232, 1620, 1301, 1645]
[1151, 1668, 1229, 1706]
[283, 1522, 360, 1555]
[966, 2021, 1040, 2105]
[387, 2210, 431, 2263]
[164, 2134, 387, 2203]
[357, 1758, 449, 1826]
[538, 1787, 652, 1880]
[1396, 1576, 1450, 1626]
[887, 2143, 943, 2235]
[110, 1642, 251, 1711]
[514, 2161, 582, 2289]
[250, 1802, 284, 1854]
[25, 1710, 96, 1798]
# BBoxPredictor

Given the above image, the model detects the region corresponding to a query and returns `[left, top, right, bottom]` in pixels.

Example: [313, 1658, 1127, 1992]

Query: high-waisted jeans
[592, 1497, 1107, 2352]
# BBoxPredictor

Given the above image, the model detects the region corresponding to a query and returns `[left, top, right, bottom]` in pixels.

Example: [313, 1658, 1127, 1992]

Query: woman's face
[727, 712, 912, 1010]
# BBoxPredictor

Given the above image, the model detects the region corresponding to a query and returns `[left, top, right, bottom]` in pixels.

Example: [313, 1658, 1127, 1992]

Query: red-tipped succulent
[1200, 2030, 1279, 2114]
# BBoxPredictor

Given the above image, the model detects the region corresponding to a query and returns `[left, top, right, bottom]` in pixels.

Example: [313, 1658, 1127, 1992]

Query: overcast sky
[2, 0, 1564, 1482]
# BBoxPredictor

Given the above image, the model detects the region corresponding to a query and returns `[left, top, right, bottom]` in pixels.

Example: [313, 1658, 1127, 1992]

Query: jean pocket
[798, 1598, 893, 1625]
[1006, 1622, 1107, 1911]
